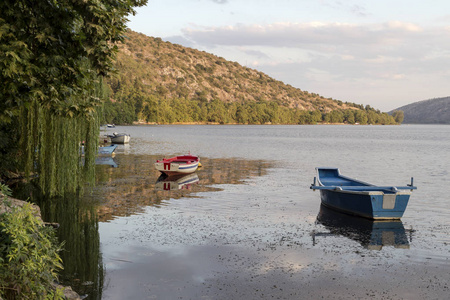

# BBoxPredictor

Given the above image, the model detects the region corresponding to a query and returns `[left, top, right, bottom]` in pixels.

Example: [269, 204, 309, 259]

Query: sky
[128, 0, 450, 112]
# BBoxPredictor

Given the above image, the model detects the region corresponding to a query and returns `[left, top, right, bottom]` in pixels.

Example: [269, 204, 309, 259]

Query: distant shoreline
[131, 121, 373, 126]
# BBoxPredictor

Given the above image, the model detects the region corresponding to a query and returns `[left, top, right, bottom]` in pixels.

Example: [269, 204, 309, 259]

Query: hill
[103, 30, 398, 125]
[391, 97, 450, 124]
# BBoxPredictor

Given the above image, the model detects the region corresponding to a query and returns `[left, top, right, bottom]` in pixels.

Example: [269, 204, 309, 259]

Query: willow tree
[0, 0, 147, 195]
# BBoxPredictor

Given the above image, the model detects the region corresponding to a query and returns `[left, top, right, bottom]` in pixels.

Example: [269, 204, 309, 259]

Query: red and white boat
[154, 154, 200, 175]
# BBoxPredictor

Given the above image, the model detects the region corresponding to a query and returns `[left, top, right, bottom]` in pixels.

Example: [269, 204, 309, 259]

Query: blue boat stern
[370, 191, 411, 219]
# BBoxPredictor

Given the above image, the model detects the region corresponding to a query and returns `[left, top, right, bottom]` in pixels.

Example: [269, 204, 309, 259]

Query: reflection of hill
[91, 155, 272, 222]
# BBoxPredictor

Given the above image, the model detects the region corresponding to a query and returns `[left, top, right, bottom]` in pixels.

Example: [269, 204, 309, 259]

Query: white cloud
[182, 21, 440, 50]
[180, 21, 450, 74]
[319, 0, 370, 17]
[174, 21, 450, 111]
[384, 21, 422, 32]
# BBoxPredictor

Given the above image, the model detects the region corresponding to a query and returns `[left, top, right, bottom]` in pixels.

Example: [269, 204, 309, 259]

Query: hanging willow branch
[1, 0, 147, 195]
[19, 83, 102, 196]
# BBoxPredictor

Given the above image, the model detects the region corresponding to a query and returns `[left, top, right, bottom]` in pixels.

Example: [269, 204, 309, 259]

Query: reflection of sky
[99, 167, 449, 299]
[98, 125, 450, 299]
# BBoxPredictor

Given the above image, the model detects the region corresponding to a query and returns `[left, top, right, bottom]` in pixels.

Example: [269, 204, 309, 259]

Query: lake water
[33, 125, 450, 299]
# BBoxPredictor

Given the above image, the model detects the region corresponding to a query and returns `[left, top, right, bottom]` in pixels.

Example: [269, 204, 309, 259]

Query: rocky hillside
[102, 30, 398, 125]
[391, 97, 450, 124]
[111, 30, 360, 112]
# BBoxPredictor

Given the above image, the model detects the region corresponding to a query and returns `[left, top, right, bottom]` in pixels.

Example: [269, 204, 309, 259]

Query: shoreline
[131, 121, 367, 126]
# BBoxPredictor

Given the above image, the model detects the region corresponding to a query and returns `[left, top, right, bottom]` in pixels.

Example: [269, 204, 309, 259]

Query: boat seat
[321, 179, 348, 186]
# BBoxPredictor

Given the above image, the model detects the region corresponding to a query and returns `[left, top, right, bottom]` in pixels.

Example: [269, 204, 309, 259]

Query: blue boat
[98, 144, 118, 155]
[81, 144, 117, 156]
[310, 168, 417, 220]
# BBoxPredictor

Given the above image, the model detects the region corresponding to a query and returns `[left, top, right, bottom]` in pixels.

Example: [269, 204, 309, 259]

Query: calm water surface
[39, 125, 450, 299]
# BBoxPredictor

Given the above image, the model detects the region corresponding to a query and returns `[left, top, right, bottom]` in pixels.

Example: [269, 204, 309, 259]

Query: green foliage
[0, 0, 148, 122]
[0, 120, 20, 180]
[0, 0, 147, 196]
[355, 110, 368, 125]
[392, 110, 404, 124]
[17, 97, 100, 196]
[0, 184, 64, 299]
[102, 94, 398, 125]
[324, 110, 345, 123]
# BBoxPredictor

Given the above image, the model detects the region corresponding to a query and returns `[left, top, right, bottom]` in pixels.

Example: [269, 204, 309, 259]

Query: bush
[0, 184, 64, 299]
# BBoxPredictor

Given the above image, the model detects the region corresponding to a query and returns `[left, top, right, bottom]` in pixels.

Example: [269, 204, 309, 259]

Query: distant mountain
[391, 97, 450, 124]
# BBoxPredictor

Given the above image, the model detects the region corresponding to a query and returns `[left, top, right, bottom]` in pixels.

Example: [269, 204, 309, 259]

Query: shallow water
[31, 125, 450, 299]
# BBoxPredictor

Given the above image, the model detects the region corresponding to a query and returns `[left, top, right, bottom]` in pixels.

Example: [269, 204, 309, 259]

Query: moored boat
[310, 168, 416, 220]
[107, 132, 130, 144]
[81, 144, 117, 156]
[154, 154, 200, 175]
[98, 144, 118, 155]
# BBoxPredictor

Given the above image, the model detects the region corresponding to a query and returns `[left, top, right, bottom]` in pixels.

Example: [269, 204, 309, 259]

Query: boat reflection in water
[95, 156, 118, 168]
[312, 204, 412, 250]
[155, 173, 199, 191]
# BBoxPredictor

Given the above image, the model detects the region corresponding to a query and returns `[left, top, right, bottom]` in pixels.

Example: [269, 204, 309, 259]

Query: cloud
[350, 4, 369, 17]
[211, 0, 228, 4]
[319, 0, 370, 17]
[182, 21, 431, 49]
[181, 21, 449, 63]
[176, 21, 450, 111]
[239, 48, 271, 59]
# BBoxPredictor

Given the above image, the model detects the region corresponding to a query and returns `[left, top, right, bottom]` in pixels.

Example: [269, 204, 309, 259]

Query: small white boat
[107, 132, 130, 144]
[154, 154, 200, 175]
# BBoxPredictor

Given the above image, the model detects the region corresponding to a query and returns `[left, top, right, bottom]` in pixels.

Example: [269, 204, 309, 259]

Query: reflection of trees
[9, 154, 271, 297]
[13, 184, 103, 299]
[90, 155, 272, 222]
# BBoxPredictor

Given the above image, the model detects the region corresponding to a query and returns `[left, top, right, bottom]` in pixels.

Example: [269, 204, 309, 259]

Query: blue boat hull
[320, 189, 411, 220]
[98, 144, 117, 155]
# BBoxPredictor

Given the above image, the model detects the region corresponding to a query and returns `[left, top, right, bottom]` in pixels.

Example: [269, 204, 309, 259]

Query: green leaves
[0, 0, 148, 123]
[1, 0, 147, 195]
[0, 196, 64, 299]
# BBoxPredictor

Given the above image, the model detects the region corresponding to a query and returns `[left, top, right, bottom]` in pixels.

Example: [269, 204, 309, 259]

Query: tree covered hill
[391, 97, 450, 124]
[103, 30, 398, 125]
